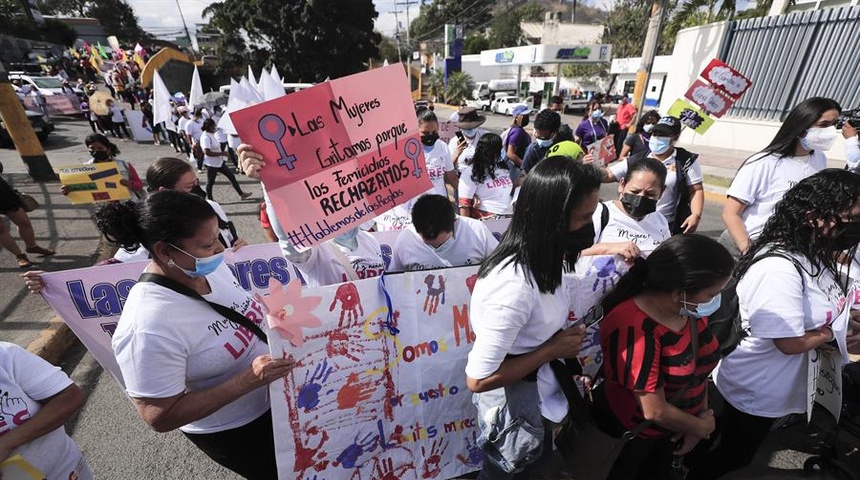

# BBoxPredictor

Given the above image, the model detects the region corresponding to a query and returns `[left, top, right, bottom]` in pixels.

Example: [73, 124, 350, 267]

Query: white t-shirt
[458, 166, 514, 215]
[208, 199, 236, 247]
[109, 104, 124, 123]
[184, 118, 203, 143]
[227, 134, 242, 150]
[212, 114, 228, 143]
[424, 140, 455, 198]
[592, 200, 670, 256]
[448, 129, 487, 174]
[389, 216, 499, 272]
[466, 261, 572, 422]
[715, 251, 848, 418]
[177, 116, 191, 137]
[609, 150, 704, 222]
[846, 136, 860, 173]
[201, 132, 223, 168]
[293, 233, 386, 288]
[113, 263, 270, 434]
[725, 151, 827, 238]
[374, 202, 415, 232]
[0, 342, 92, 480]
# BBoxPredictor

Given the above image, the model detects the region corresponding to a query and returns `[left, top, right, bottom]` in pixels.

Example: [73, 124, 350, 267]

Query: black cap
[651, 116, 681, 136]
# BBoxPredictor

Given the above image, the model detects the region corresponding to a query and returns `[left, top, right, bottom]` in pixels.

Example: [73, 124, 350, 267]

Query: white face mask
[801, 125, 839, 152]
[643, 124, 654, 133]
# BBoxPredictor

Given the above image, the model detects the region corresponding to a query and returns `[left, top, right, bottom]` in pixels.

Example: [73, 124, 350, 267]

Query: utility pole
[174, 0, 195, 56]
[629, 0, 668, 132]
[396, 0, 419, 98]
[0, 60, 55, 181]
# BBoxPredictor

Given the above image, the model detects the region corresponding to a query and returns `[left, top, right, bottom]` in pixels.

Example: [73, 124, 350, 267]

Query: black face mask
[190, 184, 207, 199]
[421, 132, 439, 147]
[828, 221, 860, 252]
[90, 150, 110, 162]
[566, 223, 596, 256]
[620, 193, 658, 219]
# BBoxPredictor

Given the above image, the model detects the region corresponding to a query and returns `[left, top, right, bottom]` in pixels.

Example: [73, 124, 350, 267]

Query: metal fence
[722, 6, 860, 121]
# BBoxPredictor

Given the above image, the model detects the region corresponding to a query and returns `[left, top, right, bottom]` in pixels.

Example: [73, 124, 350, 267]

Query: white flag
[189, 65, 204, 109]
[152, 70, 173, 127]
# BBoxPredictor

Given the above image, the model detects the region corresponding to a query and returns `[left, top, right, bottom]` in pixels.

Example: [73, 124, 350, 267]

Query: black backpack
[628, 147, 698, 234]
[708, 252, 804, 357]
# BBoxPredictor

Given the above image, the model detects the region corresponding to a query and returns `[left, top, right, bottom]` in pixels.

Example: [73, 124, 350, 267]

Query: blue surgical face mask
[169, 244, 224, 278]
[535, 138, 553, 148]
[648, 136, 672, 155]
[462, 128, 478, 138]
[680, 292, 722, 318]
[591, 109, 603, 120]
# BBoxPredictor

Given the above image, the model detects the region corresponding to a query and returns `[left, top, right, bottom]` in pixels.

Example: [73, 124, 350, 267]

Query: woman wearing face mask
[574, 100, 609, 149]
[466, 158, 602, 479]
[604, 116, 705, 235]
[688, 169, 860, 480]
[458, 133, 513, 220]
[503, 105, 532, 185]
[580, 157, 670, 265]
[721, 97, 841, 257]
[102, 191, 296, 479]
[201, 118, 253, 202]
[236, 146, 387, 287]
[449, 107, 488, 173]
[619, 110, 661, 160]
[591, 234, 732, 480]
[61, 133, 145, 201]
[417, 110, 458, 200]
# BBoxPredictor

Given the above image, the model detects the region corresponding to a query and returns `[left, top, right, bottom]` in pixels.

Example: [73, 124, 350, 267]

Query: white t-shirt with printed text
[592, 200, 670, 257]
[448, 129, 487, 174]
[389, 216, 499, 271]
[725, 152, 827, 239]
[0, 342, 91, 480]
[466, 261, 572, 422]
[113, 263, 270, 434]
[424, 140, 455, 198]
[294, 232, 386, 288]
[458, 166, 514, 215]
[609, 150, 704, 222]
[715, 251, 848, 418]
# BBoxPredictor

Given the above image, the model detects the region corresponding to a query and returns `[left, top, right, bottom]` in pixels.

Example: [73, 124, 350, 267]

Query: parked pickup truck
[564, 94, 590, 114]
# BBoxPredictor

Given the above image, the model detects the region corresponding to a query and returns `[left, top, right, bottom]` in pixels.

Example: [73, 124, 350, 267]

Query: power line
[410, 0, 492, 41]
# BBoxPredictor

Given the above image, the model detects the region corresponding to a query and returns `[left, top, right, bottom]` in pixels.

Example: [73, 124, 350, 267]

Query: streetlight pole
[0, 60, 55, 181]
[629, 0, 668, 130]
[396, 0, 419, 98]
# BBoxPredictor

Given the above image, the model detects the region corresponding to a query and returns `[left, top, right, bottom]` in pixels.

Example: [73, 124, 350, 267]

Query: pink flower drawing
[259, 278, 322, 347]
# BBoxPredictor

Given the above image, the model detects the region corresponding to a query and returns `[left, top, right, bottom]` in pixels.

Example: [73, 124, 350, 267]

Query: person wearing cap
[544, 140, 584, 162]
[603, 116, 704, 235]
[503, 105, 532, 186]
[449, 107, 489, 174]
[521, 109, 562, 173]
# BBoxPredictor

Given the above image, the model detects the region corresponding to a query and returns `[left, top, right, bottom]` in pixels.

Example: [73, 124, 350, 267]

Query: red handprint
[373, 454, 415, 480]
[422, 274, 446, 315]
[330, 282, 364, 328]
[421, 438, 449, 478]
[466, 274, 478, 294]
[337, 372, 376, 410]
[326, 329, 366, 362]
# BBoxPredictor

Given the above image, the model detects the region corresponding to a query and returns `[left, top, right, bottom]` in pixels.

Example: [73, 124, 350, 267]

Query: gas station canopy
[479, 44, 613, 66]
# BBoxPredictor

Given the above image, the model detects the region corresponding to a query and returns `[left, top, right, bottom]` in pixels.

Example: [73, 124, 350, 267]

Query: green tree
[0, 0, 78, 46]
[601, 0, 652, 59]
[428, 69, 474, 103]
[376, 34, 402, 63]
[38, 0, 147, 43]
[488, 2, 545, 49]
[463, 34, 489, 54]
[204, 0, 380, 82]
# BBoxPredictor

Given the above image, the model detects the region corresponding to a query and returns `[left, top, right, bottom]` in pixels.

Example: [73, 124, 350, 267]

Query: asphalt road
[4, 113, 856, 479]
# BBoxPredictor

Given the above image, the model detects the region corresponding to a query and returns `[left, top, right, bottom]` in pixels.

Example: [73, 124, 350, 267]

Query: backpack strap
[138, 272, 268, 343]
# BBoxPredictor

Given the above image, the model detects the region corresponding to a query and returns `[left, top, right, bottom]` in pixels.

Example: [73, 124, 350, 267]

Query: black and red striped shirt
[600, 298, 719, 438]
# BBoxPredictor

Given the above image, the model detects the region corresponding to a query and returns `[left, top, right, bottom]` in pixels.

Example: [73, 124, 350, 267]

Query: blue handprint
[297, 359, 334, 411]
[456, 431, 484, 468]
[589, 256, 618, 293]
[336, 431, 379, 469]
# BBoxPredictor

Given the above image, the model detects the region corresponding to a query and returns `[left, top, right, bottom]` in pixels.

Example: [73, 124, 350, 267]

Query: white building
[610, 55, 673, 108]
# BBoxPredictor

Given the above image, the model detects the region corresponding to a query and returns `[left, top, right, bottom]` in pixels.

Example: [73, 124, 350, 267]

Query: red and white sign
[684, 79, 736, 118]
[700, 59, 752, 100]
[587, 134, 617, 167]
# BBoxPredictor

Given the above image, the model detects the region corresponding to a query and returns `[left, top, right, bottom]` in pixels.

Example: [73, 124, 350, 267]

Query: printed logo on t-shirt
[205, 296, 266, 360]
[345, 260, 386, 282]
[485, 176, 513, 189]
[0, 391, 31, 432]
[428, 166, 447, 182]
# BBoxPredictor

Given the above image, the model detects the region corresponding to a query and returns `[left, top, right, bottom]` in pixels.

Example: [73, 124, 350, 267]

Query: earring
[167, 259, 175, 267]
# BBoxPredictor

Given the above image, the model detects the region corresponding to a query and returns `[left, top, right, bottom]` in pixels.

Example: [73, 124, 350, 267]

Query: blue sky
[130, 0, 420, 39]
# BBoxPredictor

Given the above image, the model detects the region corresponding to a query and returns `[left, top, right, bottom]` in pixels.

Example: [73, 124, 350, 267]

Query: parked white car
[492, 96, 528, 115]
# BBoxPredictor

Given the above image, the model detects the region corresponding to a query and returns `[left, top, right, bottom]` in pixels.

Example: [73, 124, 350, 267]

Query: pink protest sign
[230, 65, 432, 248]
[700, 59, 752, 100]
[684, 79, 736, 118]
[587, 134, 617, 167]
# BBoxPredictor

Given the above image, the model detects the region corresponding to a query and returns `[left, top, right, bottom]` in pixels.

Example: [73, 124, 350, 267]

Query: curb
[26, 234, 116, 364]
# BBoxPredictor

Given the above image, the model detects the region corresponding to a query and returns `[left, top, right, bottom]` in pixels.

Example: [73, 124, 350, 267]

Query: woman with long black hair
[465, 157, 603, 479]
[690, 169, 860, 480]
[458, 133, 514, 219]
[721, 97, 841, 256]
[592, 235, 732, 479]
